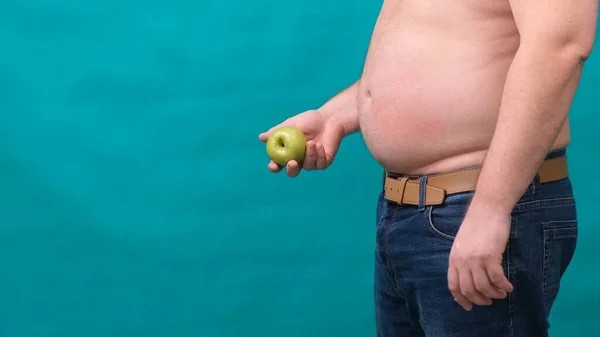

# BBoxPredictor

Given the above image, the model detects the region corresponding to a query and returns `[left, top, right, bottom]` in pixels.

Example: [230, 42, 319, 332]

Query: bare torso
[358, 0, 571, 174]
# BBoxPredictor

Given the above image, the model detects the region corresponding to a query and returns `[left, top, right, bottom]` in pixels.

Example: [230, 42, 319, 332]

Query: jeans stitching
[376, 194, 389, 253]
[425, 206, 455, 242]
[542, 227, 551, 313]
[375, 250, 400, 299]
[541, 220, 578, 312]
[384, 208, 403, 294]
[507, 214, 516, 336]
[376, 192, 387, 228]
[384, 207, 399, 256]
[512, 197, 575, 213]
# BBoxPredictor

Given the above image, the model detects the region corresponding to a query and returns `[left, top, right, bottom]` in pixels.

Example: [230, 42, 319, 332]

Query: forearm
[469, 45, 587, 215]
[317, 80, 361, 136]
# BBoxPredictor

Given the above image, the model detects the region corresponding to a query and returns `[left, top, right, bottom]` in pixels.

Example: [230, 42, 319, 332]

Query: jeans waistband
[546, 147, 567, 160]
[382, 148, 569, 207]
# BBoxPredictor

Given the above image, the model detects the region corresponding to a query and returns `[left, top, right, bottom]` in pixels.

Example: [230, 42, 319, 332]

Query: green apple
[266, 126, 307, 166]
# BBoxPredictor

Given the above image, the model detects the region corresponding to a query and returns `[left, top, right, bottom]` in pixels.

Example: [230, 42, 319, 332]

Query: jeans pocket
[425, 192, 474, 242]
[542, 219, 578, 311]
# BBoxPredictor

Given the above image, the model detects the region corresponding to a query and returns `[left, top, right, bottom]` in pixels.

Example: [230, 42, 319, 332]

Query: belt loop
[418, 176, 428, 211]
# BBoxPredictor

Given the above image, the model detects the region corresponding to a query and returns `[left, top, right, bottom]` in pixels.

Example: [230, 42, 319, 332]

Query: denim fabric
[375, 150, 578, 337]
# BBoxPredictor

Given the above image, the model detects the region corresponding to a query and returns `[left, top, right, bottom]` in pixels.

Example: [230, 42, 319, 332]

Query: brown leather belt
[384, 156, 569, 206]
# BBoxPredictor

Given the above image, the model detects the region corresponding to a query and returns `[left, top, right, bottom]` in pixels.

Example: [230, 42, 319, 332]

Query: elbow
[562, 39, 594, 64]
[519, 37, 594, 67]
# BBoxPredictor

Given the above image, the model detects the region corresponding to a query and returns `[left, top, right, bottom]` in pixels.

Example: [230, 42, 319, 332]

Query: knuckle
[470, 253, 483, 263]
[448, 283, 459, 293]
[449, 254, 461, 265]
[463, 254, 475, 264]
[490, 273, 503, 284]
[475, 284, 488, 292]
[461, 286, 473, 297]
[478, 253, 492, 263]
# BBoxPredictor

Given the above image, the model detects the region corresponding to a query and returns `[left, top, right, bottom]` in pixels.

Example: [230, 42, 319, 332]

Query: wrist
[316, 81, 361, 136]
[319, 109, 360, 137]
[468, 193, 514, 219]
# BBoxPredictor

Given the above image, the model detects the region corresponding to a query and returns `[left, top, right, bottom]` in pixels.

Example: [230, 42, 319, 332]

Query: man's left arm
[448, 0, 598, 311]
[471, 0, 598, 214]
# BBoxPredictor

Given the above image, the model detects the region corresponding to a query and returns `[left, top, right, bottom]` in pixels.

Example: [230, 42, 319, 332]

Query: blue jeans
[374, 149, 578, 337]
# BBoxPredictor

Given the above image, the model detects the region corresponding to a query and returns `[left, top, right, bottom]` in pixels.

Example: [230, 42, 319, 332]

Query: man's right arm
[317, 80, 361, 136]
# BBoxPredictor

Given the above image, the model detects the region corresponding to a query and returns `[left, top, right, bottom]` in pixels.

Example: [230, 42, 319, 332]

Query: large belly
[358, 0, 521, 174]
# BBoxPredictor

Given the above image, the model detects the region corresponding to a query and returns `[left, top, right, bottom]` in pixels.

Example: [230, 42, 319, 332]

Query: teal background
[0, 1, 597, 336]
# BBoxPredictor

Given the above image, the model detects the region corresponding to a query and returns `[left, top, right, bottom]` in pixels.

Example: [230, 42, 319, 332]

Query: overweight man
[258, 1, 598, 336]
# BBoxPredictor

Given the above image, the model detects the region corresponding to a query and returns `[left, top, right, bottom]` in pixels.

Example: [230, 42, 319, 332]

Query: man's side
[259, 0, 598, 335]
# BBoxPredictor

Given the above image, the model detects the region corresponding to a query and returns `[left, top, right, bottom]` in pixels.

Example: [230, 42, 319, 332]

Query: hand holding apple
[266, 126, 307, 167]
[258, 110, 345, 178]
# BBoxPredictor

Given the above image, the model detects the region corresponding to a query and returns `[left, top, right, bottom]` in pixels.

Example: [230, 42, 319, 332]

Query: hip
[374, 149, 577, 335]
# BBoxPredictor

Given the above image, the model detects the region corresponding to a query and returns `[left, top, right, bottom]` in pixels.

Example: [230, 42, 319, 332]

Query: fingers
[462, 269, 492, 307]
[448, 266, 473, 311]
[285, 160, 301, 177]
[449, 261, 513, 311]
[303, 141, 317, 170]
[267, 160, 301, 177]
[487, 263, 514, 293]
[472, 268, 506, 300]
[300, 141, 329, 171]
[268, 161, 283, 173]
[315, 143, 328, 169]
[262, 135, 330, 176]
[450, 267, 492, 311]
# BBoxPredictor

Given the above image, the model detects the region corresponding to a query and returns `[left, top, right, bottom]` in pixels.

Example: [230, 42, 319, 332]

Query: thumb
[258, 120, 294, 142]
[319, 123, 345, 164]
[258, 128, 273, 142]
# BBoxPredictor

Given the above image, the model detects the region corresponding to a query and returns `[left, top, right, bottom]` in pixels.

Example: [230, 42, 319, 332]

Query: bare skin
[259, 0, 597, 311]
[359, 0, 571, 175]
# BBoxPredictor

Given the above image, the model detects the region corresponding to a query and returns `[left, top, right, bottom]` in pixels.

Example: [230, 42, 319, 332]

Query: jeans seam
[376, 194, 390, 253]
[543, 238, 548, 312]
[541, 220, 578, 312]
[425, 206, 455, 242]
[507, 214, 516, 337]
[375, 249, 403, 302]
[384, 208, 399, 256]
[512, 196, 575, 213]
[383, 208, 404, 295]
[542, 226, 551, 305]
